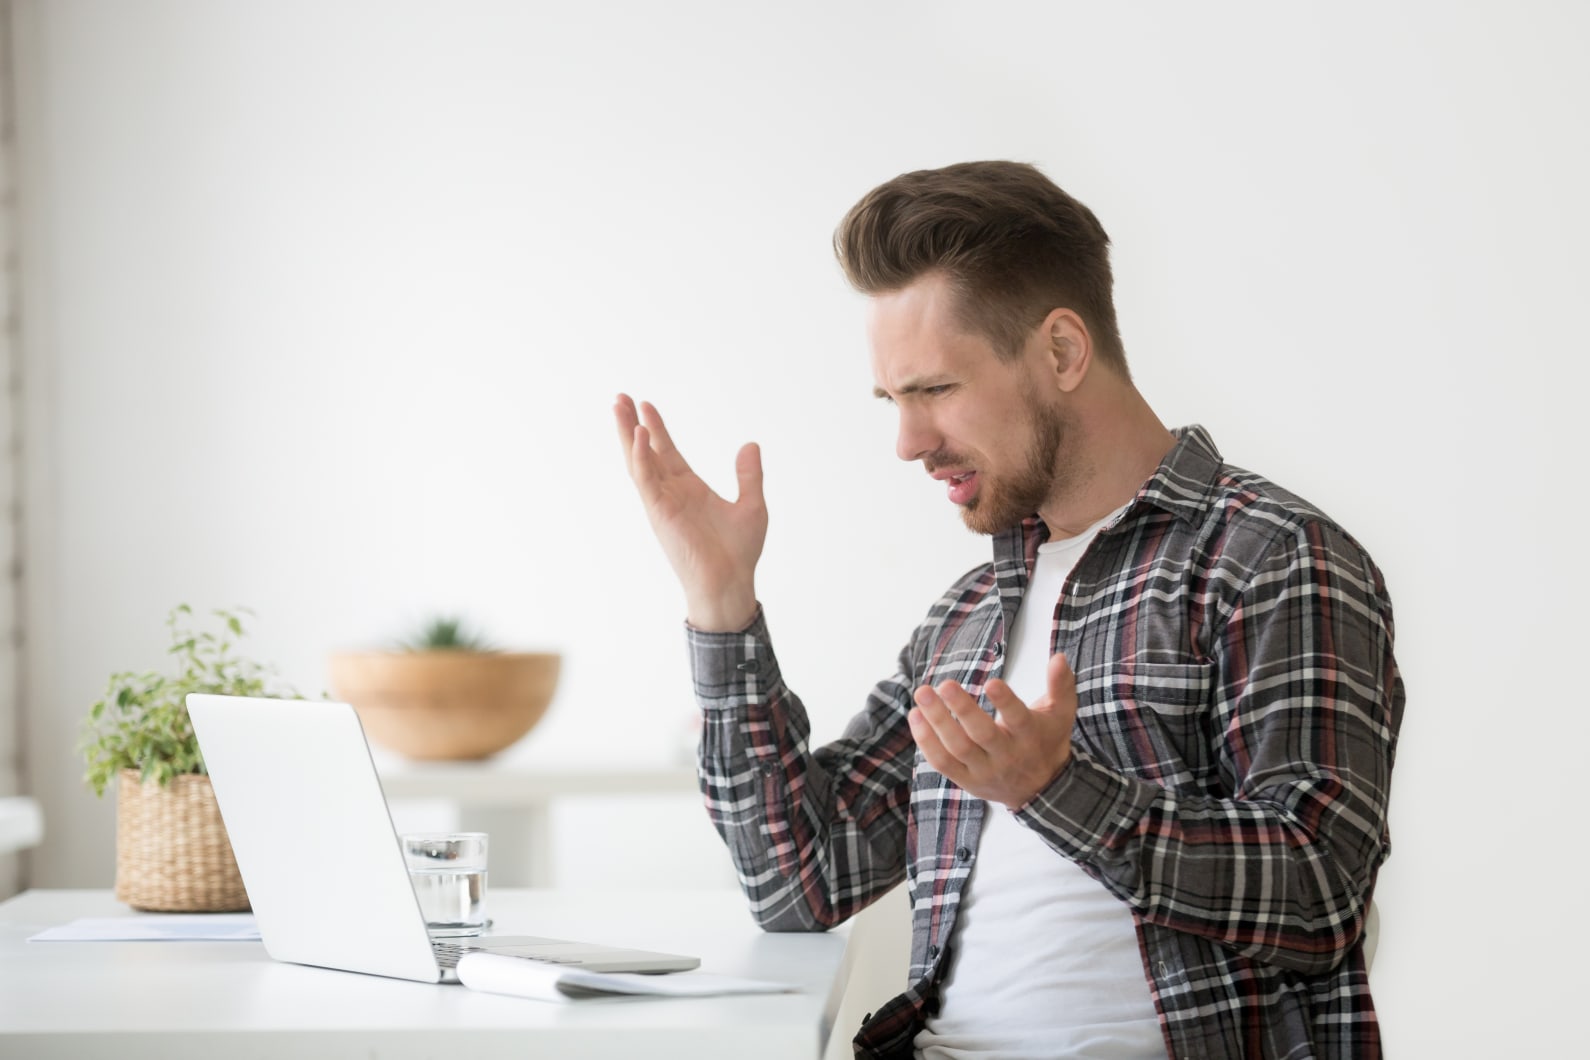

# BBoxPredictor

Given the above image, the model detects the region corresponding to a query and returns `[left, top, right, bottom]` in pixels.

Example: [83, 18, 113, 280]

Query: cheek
[962, 419, 1015, 467]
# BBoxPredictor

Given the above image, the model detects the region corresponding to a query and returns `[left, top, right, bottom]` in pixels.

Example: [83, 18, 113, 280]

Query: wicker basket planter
[115, 769, 249, 912]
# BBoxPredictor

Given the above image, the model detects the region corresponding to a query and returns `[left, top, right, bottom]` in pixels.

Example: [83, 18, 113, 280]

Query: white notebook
[456, 952, 794, 1001]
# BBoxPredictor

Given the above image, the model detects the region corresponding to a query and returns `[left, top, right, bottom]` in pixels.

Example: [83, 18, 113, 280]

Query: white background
[12, 1, 1586, 1054]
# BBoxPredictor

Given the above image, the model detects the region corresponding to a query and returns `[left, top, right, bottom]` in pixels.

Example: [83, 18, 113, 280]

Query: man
[614, 161, 1403, 1059]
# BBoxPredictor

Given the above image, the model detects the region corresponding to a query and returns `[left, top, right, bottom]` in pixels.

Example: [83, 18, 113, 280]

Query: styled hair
[833, 160, 1127, 376]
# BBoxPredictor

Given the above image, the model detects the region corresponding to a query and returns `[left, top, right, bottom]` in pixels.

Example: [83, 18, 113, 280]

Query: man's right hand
[613, 394, 767, 632]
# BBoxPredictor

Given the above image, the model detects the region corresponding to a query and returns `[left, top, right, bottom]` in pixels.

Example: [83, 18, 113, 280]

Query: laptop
[186, 694, 700, 983]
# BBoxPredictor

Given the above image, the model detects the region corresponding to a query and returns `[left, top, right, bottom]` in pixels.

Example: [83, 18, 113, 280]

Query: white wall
[13, 1, 1586, 1054]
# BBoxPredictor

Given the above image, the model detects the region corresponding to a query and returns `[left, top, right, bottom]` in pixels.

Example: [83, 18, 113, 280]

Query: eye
[923, 384, 954, 397]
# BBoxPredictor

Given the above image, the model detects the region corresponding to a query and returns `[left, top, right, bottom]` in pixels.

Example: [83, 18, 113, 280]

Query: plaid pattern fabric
[689, 426, 1404, 1060]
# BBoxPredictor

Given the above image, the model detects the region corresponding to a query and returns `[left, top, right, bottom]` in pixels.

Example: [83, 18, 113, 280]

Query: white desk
[0, 887, 857, 1059]
[372, 752, 699, 887]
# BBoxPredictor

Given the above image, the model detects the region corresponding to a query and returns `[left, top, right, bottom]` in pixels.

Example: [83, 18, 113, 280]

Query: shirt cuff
[685, 605, 781, 711]
[1012, 747, 1159, 863]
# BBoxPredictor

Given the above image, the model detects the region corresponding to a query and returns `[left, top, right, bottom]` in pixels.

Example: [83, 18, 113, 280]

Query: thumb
[1043, 652, 1078, 717]
[735, 442, 764, 507]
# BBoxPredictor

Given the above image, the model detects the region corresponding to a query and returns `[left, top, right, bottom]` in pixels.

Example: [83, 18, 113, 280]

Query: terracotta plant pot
[116, 770, 250, 912]
[326, 651, 561, 760]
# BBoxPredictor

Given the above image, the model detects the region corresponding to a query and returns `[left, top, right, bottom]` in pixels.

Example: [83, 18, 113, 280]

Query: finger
[637, 401, 694, 474]
[628, 423, 663, 493]
[913, 685, 988, 763]
[984, 677, 1034, 734]
[1044, 652, 1077, 714]
[735, 442, 764, 509]
[614, 394, 644, 472]
[932, 680, 1000, 747]
[907, 705, 969, 783]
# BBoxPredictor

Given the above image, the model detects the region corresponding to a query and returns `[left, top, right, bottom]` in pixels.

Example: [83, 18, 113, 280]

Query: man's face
[869, 273, 1072, 535]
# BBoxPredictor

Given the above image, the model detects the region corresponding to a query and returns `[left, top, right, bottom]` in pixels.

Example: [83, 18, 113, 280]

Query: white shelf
[369, 752, 699, 887]
[0, 797, 43, 856]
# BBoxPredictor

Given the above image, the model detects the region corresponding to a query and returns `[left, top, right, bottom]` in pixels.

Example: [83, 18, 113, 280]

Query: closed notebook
[456, 952, 795, 1002]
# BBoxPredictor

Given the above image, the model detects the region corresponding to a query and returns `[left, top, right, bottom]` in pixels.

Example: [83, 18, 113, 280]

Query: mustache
[922, 451, 970, 474]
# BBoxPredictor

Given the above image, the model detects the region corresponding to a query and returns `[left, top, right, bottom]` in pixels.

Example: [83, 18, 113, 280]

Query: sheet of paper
[456, 952, 796, 1002]
[28, 914, 261, 942]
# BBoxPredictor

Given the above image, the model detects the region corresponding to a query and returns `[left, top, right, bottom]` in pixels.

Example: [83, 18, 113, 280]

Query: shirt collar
[1132, 424, 1224, 526]
[993, 424, 1224, 571]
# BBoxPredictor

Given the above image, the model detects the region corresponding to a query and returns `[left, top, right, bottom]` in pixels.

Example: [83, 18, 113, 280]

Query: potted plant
[327, 616, 560, 760]
[79, 604, 301, 912]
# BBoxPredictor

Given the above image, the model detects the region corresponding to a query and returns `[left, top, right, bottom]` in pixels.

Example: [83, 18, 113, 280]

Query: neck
[1038, 378, 1176, 539]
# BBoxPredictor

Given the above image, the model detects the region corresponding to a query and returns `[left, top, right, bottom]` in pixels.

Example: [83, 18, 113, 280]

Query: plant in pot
[327, 616, 560, 760]
[79, 604, 301, 912]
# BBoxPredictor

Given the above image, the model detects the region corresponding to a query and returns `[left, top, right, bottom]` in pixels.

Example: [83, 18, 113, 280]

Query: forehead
[867, 274, 997, 393]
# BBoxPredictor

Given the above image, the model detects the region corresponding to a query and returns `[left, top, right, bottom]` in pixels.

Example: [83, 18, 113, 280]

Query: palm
[614, 395, 766, 629]
[641, 441, 767, 590]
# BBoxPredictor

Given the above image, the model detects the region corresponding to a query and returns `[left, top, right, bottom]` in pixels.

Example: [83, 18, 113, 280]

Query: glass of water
[401, 832, 488, 937]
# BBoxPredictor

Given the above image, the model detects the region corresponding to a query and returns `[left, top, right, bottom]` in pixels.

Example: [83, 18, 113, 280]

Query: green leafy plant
[397, 615, 496, 652]
[79, 604, 300, 797]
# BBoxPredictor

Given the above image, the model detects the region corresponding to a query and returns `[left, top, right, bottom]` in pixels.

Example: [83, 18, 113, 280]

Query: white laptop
[186, 694, 699, 983]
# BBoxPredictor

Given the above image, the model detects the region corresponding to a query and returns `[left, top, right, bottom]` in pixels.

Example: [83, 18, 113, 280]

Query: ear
[1041, 308, 1093, 393]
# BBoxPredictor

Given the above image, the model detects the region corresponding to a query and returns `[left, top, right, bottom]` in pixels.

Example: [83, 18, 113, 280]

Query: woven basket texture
[115, 769, 250, 912]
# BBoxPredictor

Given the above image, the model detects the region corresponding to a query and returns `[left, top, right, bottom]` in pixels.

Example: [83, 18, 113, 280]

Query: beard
[956, 394, 1070, 536]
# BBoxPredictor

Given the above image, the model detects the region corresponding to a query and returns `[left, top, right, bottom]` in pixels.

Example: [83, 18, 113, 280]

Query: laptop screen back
[186, 695, 442, 982]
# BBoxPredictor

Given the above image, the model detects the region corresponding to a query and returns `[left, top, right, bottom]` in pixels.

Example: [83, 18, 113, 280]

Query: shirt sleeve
[1013, 519, 1404, 976]
[688, 607, 918, 932]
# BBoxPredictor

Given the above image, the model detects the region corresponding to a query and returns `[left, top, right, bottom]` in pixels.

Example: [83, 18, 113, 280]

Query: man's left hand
[908, 652, 1079, 808]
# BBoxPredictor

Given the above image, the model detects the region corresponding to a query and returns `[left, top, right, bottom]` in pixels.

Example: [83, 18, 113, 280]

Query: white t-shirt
[914, 509, 1163, 1060]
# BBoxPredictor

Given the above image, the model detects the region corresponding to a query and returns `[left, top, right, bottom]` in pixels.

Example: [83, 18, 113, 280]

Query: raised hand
[908, 652, 1079, 808]
[613, 394, 767, 632]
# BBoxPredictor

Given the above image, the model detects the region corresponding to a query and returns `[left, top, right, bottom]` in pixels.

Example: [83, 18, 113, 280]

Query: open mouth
[944, 471, 978, 505]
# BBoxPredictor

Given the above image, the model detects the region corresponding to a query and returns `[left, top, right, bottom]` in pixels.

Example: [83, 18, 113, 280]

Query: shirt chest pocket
[1075, 660, 1217, 791]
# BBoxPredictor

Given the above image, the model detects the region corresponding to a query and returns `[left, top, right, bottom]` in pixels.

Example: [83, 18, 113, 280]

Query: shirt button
[735, 658, 761, 673]
[955, 846, 972, 861]
[927, 943, 940, 959]
[759, 762, 776, 776]
[993, 641, 1004, 657]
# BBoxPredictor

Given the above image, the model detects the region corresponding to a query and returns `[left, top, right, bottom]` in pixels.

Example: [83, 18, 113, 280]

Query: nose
[895, 404, 939, 463]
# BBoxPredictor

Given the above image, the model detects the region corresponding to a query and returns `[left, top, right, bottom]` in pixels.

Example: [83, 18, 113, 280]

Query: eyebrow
[873, 376, 952, 401]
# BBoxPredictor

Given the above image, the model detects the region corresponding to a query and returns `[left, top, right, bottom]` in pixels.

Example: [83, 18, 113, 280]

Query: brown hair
[833, 160, 1127, 376]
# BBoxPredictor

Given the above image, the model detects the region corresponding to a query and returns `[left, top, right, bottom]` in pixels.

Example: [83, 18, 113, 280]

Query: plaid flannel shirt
[689, 426, 1404, 1060]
